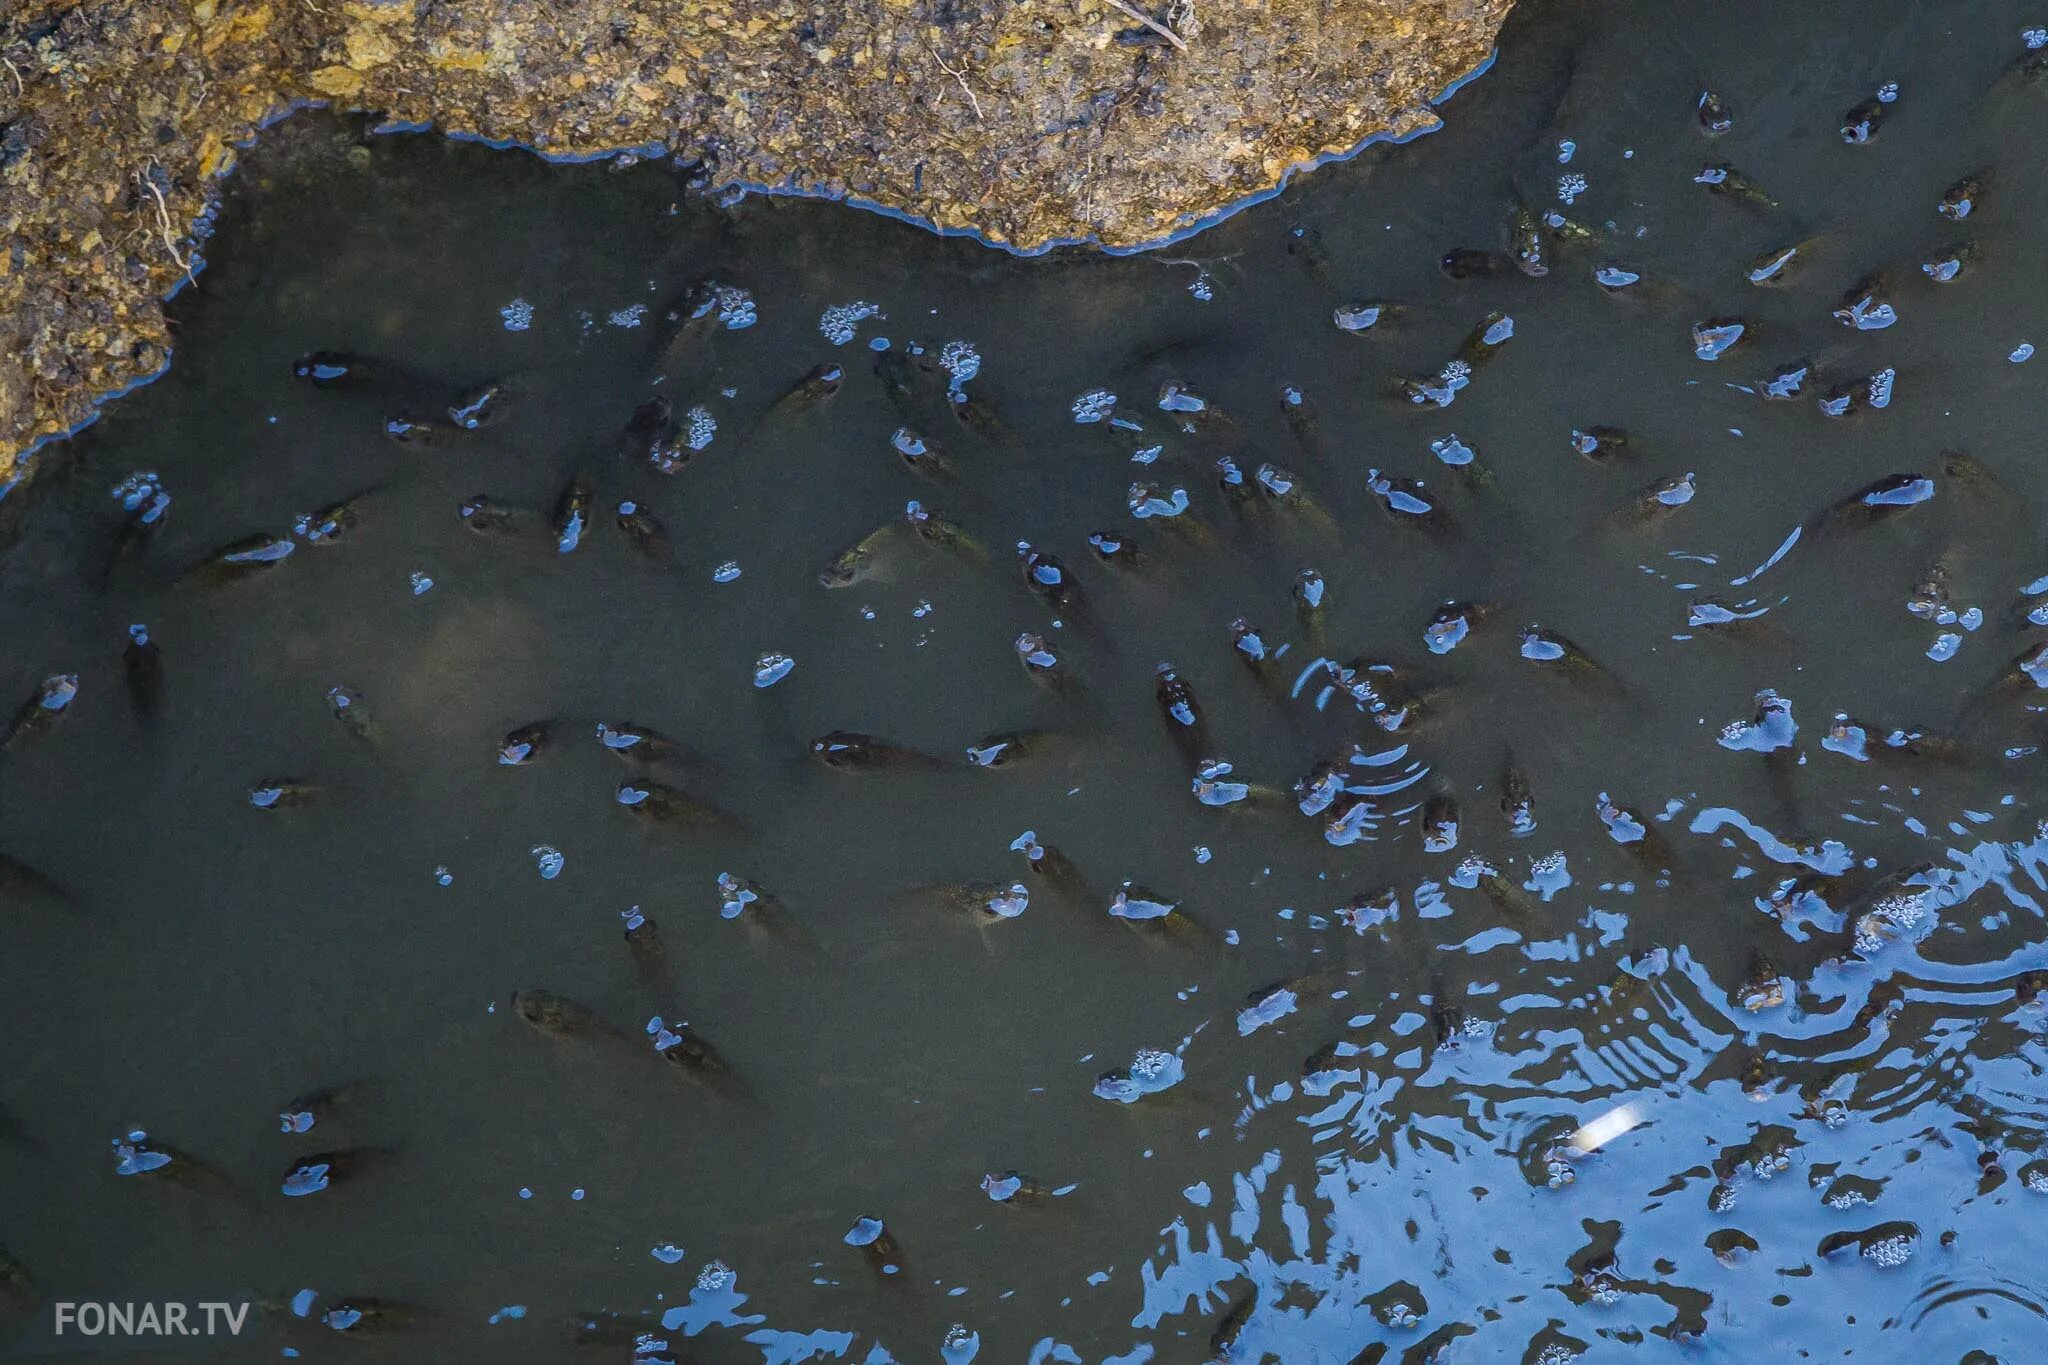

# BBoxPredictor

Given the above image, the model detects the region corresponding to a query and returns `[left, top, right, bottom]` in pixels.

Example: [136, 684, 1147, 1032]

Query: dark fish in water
[1805, 472, 1936, 535]
[512, 989, 629, 1045]
[1451, 855, 1545, 918]
[1210, 1288, 1257, 1359]
[1285, 221, 1331, 276]
[616, 904, 668, 993]
[1424, 599, 1487, 655]
[247, 779, 318, 810]
[1421, 792, 1460, 853]
[844, 1216, 907, 1279]
[809, 730, 951, 771]
[1822, 714, 1964, 764]
[1695, 162, 1776, 206]
[1696, 89, 1733, 135]
[0, 1243, 37, 1314]
[1154, 663, 1208, 763]
[280, 1147, 392, 1198]
[1440, 246, 1507, 280]
[1520, 625, 1621, 687]
[292, 487, 378, 546]
[1499, 758, 1535, 835]
[308, 1298, 418, 1335]
[444, 380, 505, 430]
[965, 729, 1062, 770]
[981, 1170, 1058, 1204]
[109, 1127, 236, 1198]
[1507, 203, 1548, 278]
[553, 478, 591, 554]
[619, 395, 681, 467]
[0, 849, 79, 909]
[765, 362, 844, 417]
[645, 1013, 749, 1097]
[716, 871, 818, 954]
[1294, 568, 1327, 650]
[3, 672, 79, 749]
[1108, 880, 1214, 942]
[1017, 541, 1081, 614]
[1365, 468, 1457, 537]
[1938, 175, 1981, 221]
[615, 778, 740, 832]
[1015, 631, 1067, 687]
[278, 1083, 366, 1135]
[1570, 426, 1629, 460]
[614, 500, 670, 557]
[891, 427, 953, 480]
[325, 685, 388, 763]
[1840, 84, 1897, 143]
[1010, 830, 1091, 903]
[1746, 240, 1816, 287]
[594, 720, 680, 764]
[293, 351, 385, 387]
[497, 722, 552, 767]
[1833, 274, 1898, 331]
[184, 530, 296, 583]
[458, 493, 520, 533]
[911, 880, 1033, 925]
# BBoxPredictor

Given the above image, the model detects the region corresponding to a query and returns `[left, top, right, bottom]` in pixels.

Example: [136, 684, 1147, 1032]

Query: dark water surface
[6, 0, 2048, 1359]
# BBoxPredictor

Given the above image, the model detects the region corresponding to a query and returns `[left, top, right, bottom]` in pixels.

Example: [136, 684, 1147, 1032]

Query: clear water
[5, 0, 2048, 1359]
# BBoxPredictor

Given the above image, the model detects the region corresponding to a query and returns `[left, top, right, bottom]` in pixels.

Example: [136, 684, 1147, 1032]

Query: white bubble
[499, 298, 534, 332]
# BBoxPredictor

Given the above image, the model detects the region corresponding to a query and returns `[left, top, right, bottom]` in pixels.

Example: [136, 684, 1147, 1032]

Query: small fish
[552, 478, 592, 554]
[809, 730, 950, 771]
[645, 1014, 747, 1094]
[184, 530, 296, 583]
[1424, 600, 1487, 655]
[0, 1244, 38, 1314]
[293, 488, 378, 546]
[1695, 162, 1776, 207]
[1421, 792, 1460, 853]
[497, 722, 552, 766]
[3, 672, 79, 749]
[1938, 176, 1981, 221]
[891, 427, 953, 480]
[1840, 88, 1893, 144]
[444, 380, 505, 430]
[1210, 1289, 1257, 1359]
[0, 849, 78, 909]
[1696, 89, 1733, 135]
[1806, 472, 1936, 535]
[1570, 426, 1629, 461]
[625, 397, 690, 473]
[458, 493, 519, 533]
[1452, 855, 1544, 918]
[1519, 625, 1614, 680]
[615, 778, 740, 832]
[1017, 541, 1081, 614]
[1833, 274, 1898, 331]
[314, 1299, 417, 1335]
[1292, 569, 1327, 649]
[981, 1170, 1057, 1204]
[1010, 830, 1091, 903]
[1745, 240, 1814, 287]
[1441, 246, 1507, 280]
[280, 1147, 391, 1198]
[293, 351, 384, 387]
[594, 720, 678, 763]
[964, 727, 1053, 769]
[1499, 759, 1535, 835]
[278, 1084, 363, 1135]
[247, 779, 317, 810]
[614, 500, 670, 557]
[1508, 203, 1549, 278]
[1365, 468, 1456, 536]
[1154, 663, 1208, 763]
[844, 1216, 908, 1279]
[325, 685, 387, 762]
[511, 989, 629, 1044]
[775, 361, 845, 411]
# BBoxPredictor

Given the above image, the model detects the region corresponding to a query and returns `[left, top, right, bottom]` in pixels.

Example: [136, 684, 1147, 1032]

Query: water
[4, 0, 2048, 1358]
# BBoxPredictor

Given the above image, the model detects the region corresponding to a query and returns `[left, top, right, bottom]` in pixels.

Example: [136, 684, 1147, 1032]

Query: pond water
[5, 0, 2048, 1359]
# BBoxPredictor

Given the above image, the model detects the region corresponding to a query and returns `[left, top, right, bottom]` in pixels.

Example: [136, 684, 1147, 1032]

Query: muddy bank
[0, 0, 1508, 473]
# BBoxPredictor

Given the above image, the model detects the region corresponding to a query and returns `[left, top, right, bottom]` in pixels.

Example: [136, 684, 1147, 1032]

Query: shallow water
[5, 0, 2048, 1359]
